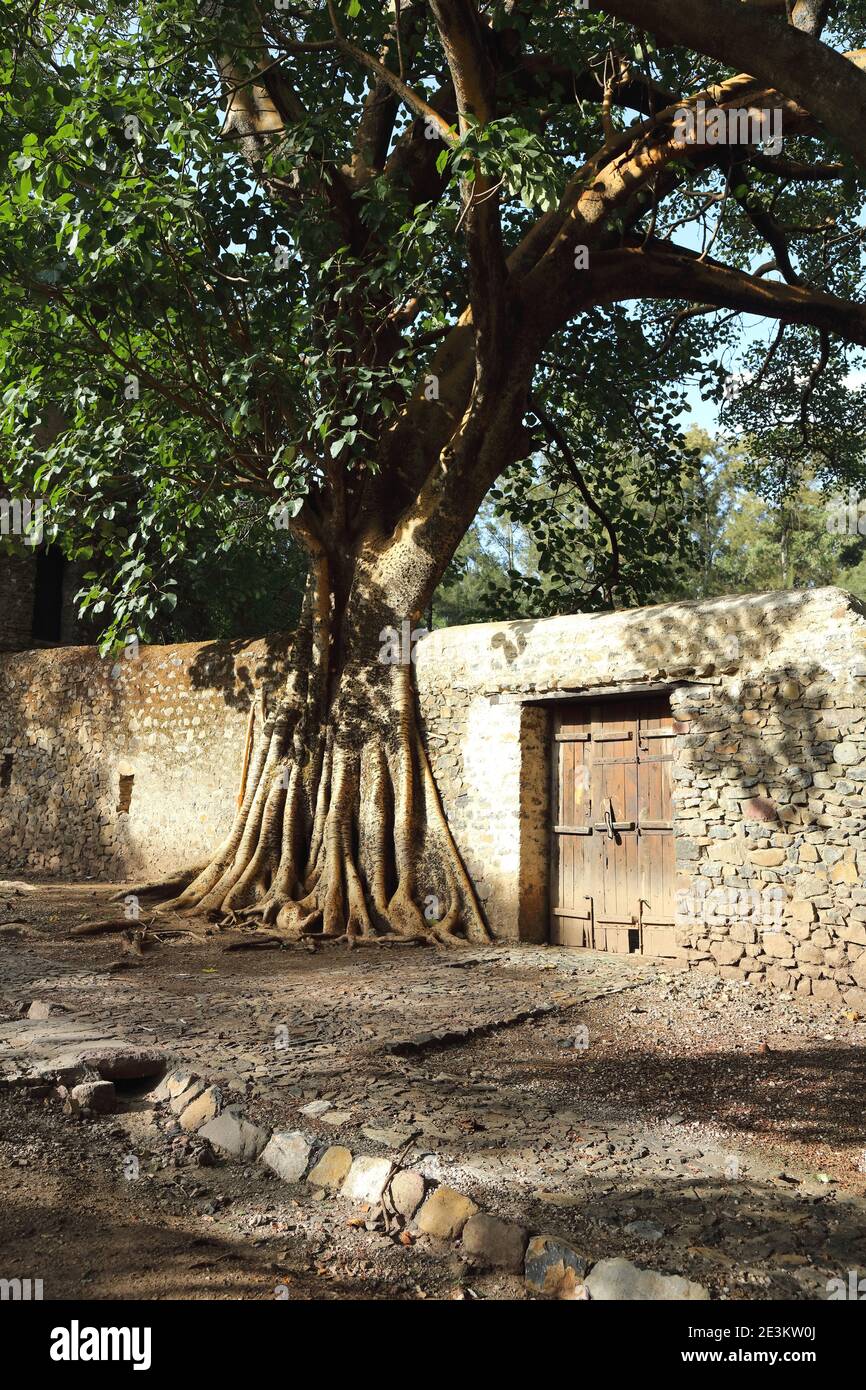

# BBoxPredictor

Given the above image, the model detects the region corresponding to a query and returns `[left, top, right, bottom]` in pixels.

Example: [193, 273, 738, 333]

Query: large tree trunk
[158, 341, 533, 945]
[160, 544, 491, 946]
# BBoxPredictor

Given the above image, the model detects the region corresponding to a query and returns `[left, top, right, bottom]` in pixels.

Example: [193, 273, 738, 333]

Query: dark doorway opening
[118, 774, 134, 814]
[32, 546, 66, 643]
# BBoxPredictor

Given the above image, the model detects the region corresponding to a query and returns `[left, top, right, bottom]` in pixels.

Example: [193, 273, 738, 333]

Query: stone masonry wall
[0, 635, 291, 878]
[0, 554, 37, 651]
[670, 670, 866, 1011]
[2, 586, 866, 1011]
[415, 587, 866, 1008]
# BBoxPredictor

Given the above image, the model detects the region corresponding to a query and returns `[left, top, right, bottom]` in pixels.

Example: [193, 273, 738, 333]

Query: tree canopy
[2, 0, 865, 650]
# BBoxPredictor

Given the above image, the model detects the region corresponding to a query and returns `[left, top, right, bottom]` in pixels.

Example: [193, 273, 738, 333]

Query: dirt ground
[2, 876, 866, 1301]
[0, 1087, 512, 1300]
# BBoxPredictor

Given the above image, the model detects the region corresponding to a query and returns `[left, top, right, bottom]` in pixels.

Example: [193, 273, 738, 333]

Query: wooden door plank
[551, 704, 594, 943]
[550, 709, 563, 943]
[637, 695, 675, 937]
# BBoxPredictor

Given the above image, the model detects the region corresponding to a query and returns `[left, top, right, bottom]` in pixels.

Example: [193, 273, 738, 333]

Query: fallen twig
[221, 934, 293, 952]
[378, 1129, 422, 1234]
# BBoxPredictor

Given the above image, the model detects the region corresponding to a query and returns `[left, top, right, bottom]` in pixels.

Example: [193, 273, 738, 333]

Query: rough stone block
[813, 978, 843, 1004]
[707, 840, 746, 866]
[767, 966, 795, 991]
[179, 1085, 222, 1131]
[585, 1257, 709, 1301]
[27, 1000, 64, 1020]
[70, 1079, 115, 1114]
[307, 1146, 353, 1190]
[842, 987, 866, 1015]
[833, 743, 861, 767]
[750, 849, 787, 867]
[415, 1186, 478, 1239]
[763, 933, 794, 959]
[831, 860, 859, 885]
[796, 944, 823, 965]
[170, 1078, 205, 1115]
[525, 1235, 588, 1298]
[260, 1130, 312, 1183]
[390, 1169, 425, 1219]
[199, 1105, 269, 1161]
[710, 941, 744, 965]
[152, 1068, 195, 1104]
[462, 1213, 527, 1272]
[341, 1155, 393, 1205]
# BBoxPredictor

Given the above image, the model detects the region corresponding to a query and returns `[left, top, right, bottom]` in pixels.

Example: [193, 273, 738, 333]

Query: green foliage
[152, 518, 307, 643]
[665, 431, 866, 602]
[1, 2, 865, 650]
[437, 428, 866, 626]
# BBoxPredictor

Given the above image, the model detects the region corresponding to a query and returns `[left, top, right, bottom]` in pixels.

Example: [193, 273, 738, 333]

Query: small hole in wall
[1, 753, 12, 789]
[118, 773, 134, 814]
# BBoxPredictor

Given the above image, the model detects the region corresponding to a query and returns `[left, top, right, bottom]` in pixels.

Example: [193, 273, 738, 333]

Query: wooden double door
[550, 694, 681, 957]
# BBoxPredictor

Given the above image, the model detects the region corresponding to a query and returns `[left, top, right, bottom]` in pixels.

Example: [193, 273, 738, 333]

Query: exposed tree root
[110, 863, 209, 903]
[69, 918, 138, 938]
[144, 661, 491, 951]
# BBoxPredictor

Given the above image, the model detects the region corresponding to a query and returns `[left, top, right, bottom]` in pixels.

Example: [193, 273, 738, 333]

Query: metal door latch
[594, 801, 634, 836]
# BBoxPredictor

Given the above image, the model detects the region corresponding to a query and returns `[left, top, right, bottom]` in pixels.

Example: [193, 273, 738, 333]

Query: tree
[432, 510, 521, 626]
[667, 430, 851, 597]
[140, 504, 309, 645]
[2, 0, 866, 943]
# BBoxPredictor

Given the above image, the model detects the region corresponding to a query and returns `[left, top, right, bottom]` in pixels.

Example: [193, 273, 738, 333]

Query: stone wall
[415, 586, 866, 1008]
[0, 635, 291, 877]
[669, 669, 866, 1011]
[2, 586, 866, 1009]
[0, 554, 37, 651]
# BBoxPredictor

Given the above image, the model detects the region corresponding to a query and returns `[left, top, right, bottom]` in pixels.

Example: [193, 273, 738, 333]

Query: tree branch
[347, 1, 427, 185]
[428, 0, 508, 356]
[325, 0, 456, 146]
[594, 0, 866, 171]
[530, 396, 622, 605]
[584, 243, 866, 349]
[746, 152, 847, 181]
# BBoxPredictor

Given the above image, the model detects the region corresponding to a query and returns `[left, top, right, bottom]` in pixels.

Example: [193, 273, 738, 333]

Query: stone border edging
[3, 1038, 709, 1300]
[151, 1064, 709, 1301]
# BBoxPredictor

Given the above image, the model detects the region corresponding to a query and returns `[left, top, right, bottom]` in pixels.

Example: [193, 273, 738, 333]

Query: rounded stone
[390, 1169, 425, 1219]
[70, 1079, 116, 1114]
[462, 1213, 527, 1272]
[415, 1186, 478, 1239]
